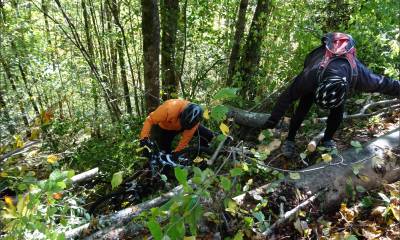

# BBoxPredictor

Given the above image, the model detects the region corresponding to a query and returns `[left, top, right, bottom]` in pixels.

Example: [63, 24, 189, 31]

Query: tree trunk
[235, 129, 400, 215]
[18, 63, 40, 116]
[53, 0, 122, 121]
[0, 56, 30, 134]
[227, 0, 248, 86]
[176, 0, 188, 98]
[109, 0, 133, 115]
[160, 0, 179, 100]
[0, 90, 15, 135]
[238, 0, 271, 100]
[141, 0, 160, 113]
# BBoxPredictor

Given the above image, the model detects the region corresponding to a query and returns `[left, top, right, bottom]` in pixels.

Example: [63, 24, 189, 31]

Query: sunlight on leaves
[47, 155, 59, 164]
[321, 153, 332, 162]
[219, 123, 229, 135]
[111, 171, 123, 190]
[203, 108, 210, 120]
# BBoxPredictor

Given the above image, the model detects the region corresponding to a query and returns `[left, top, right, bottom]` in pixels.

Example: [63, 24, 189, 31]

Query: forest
[0, 0, 399, 239]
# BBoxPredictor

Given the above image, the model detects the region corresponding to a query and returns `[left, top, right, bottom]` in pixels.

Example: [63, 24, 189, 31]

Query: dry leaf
[359, 175, 370, 182]
[47, 155, 59, 164]
[340, 203, 355, 221]
[52, 192, 63, 200]
[322, 153, 332, 162]
[193, 156, 204, 163]
[219, 123, 229, 135]
[203, 108, 210, 120]
[258, 132, 265, 142]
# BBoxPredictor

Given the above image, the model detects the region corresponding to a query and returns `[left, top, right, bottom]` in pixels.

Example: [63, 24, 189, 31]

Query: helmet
[180, 103, 203, 129]
[315, 75, 347, 109]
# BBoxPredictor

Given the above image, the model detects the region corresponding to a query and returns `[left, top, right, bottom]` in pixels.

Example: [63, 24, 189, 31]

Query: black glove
[140, 138, 155, 158]
[262, 118, 277, 129]
[140, 138, 154, 147]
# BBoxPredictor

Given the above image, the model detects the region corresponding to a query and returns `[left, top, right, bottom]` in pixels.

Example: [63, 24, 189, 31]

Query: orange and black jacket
[140, 99, 200, 152]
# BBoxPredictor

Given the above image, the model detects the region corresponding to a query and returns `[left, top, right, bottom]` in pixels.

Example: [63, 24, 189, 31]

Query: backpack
[317, 32, 358, 87]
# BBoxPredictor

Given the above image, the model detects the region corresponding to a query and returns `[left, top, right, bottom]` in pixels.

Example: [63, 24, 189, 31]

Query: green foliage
[1, 169, 89, 240]
[213, 88, 239, 101]
[210, 105, 229, 122]
[111, 171, 123, 190]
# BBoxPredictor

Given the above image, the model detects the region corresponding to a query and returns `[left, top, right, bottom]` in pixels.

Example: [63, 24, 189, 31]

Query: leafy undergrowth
[0, 107, 399, 239]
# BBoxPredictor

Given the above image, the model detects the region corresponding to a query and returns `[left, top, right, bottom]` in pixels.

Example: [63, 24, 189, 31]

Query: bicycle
[87, 145, 213, 215]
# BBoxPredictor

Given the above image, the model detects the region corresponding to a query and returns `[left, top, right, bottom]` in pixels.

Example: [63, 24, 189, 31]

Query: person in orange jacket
[140, 99, 214, 154]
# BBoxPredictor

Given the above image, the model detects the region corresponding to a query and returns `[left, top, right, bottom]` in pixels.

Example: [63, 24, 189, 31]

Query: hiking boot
[281, 140, 296, 158]
[321, 140, 337, 152]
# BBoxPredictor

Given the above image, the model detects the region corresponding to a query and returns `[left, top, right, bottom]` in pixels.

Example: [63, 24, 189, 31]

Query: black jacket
[268, 49, 400, 124]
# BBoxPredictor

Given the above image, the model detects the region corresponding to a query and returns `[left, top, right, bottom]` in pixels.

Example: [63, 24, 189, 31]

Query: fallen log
[307, 128, 325, 152]
[233, 129, 400, 235]
[291, 128, 400, 210]
[65, 184, 184, 239]
[227, 107, 270, 128]
[71, 167, 99, 185]
[0, 141, 40, 162]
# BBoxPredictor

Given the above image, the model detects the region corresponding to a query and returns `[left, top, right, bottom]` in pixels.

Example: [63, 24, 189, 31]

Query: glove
[140, 138, 154, 148]
[140, 138, 155, 158]
[262, 118, 277, 129]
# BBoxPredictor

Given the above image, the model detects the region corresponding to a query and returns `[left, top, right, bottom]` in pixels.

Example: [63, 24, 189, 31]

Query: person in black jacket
[262, 35, 400, 158]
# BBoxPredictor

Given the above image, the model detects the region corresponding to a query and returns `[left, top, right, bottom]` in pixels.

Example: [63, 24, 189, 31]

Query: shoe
[281, 140, 296, 158]
[321, 140, 338, 156]
[321, 140, 337, 152]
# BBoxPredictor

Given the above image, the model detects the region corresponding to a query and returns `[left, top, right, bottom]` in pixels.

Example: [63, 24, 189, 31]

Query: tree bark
[141, 0, 161, 113]
[18, 63, 40, 116]
[0, 90, 16, 135]
[109, 0, 133, 115]
[65, 184, 184, 239]
[52, 0, 122, 121]
[176, 0, 188, 98]
[235, 129, 400, 214]
[160, 0, 179, 100]
[227, 0, 248, 86]
[0, 56, 30, 133]
[238, 0, 271, 100]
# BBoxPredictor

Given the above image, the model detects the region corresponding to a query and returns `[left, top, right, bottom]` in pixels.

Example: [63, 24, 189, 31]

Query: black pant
[150, 124, 214, 153]
[287, 94, 344, 142]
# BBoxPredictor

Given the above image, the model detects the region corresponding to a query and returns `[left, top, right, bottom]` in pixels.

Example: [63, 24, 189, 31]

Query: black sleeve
[355, 61, 400, 97]
[269, 71, 316, 123]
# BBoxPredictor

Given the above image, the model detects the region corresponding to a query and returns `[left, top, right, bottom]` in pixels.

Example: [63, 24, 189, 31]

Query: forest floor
[0, 108, 399, 239]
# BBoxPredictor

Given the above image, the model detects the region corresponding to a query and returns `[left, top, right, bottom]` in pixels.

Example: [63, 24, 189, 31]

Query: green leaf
[111, 171, 123, 190]
[57, 181, 67, 189]
[233, 230, 244, 240]
[289, 172, 301, 180]
[160, 174, 168, 182]
[147, 218, 163, 240]
[174, 167, 188, 186]
[66, 170, 75, 179]
[220, 176, 232, 191]
[210, 105, 229, 122]
[345, 235, 358, 240]
[360, 196, 373, 208]
[352, 163, 364, 175]
[350, 140, 362, 149]
[230, 168, 243, 177]
[49, 170, 62, 181]
[214, 88, 239, 100]
[252, 211, 265, 222]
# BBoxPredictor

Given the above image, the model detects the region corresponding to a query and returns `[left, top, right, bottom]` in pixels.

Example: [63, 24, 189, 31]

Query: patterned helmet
[180, 103, 203, 129]
[315, 75, 348, 109]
